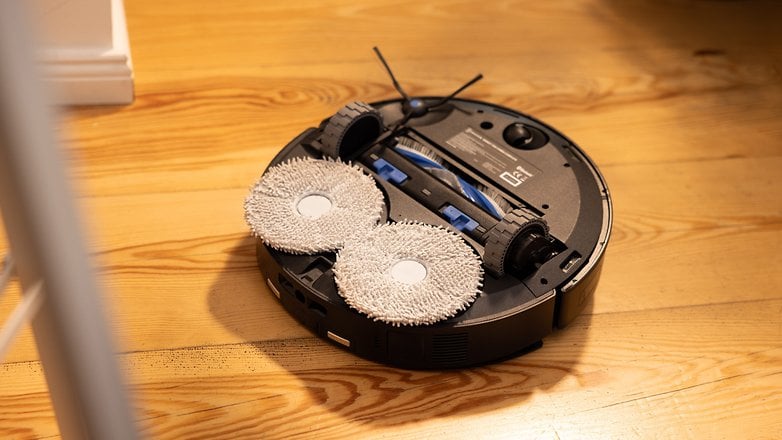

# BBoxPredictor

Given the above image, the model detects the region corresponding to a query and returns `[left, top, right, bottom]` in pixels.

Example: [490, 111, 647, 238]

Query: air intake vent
[432, 333, 468, 364]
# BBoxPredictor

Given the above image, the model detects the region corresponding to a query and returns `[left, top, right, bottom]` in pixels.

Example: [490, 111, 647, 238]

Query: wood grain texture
[2, 0, 781, 438]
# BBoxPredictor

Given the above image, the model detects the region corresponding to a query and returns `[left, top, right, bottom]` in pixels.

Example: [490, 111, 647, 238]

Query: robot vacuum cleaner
[244, 49, 612, 369]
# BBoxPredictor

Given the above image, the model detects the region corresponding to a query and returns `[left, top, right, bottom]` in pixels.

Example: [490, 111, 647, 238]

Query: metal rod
[0, 253, 14, 297]
[0, 2, 138, 438]
[0, 281, 43, 362]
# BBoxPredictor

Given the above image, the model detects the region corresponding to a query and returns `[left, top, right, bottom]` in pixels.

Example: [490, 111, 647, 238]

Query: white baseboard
[40, 0, 134, 106]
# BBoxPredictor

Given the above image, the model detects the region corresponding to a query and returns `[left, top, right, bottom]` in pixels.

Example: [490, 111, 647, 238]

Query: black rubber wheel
[320, 101, 384, 158]
[483, 208, 549, 278]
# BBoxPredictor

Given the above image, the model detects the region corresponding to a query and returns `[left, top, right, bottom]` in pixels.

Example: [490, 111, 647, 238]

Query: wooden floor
[2, 0, 782, 438]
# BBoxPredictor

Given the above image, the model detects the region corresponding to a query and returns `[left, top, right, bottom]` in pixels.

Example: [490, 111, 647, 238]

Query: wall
[34, 0, 133, 105]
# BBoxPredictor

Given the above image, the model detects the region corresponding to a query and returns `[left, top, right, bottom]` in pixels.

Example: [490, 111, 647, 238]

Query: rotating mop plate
[333, 221, 484, 326]
[244, 157, 384, 254]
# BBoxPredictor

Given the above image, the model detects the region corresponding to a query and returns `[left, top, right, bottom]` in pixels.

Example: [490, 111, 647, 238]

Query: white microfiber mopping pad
[244, 157, 385, 254]
[333, 221, 483, 326]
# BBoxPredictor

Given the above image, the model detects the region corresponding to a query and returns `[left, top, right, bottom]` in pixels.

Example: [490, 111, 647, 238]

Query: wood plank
[64, 2, 782, 199]
[2, 0, 781, 437]
[121, 0, 782, 72]
[2, 155, 780, 364]
[2, 299, 781, 439]
[60, 56, 782, 198]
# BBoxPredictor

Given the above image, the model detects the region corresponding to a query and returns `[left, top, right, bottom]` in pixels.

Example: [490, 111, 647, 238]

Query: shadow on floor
[208, 236, 593, 427]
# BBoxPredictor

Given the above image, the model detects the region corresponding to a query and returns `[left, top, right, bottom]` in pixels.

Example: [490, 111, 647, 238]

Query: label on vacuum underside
[446, 128, 538, 189]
